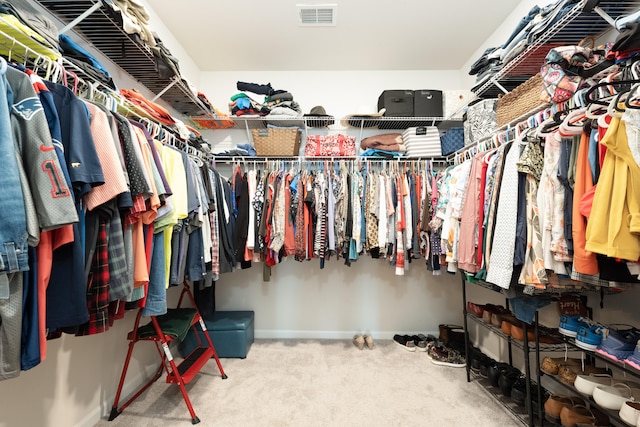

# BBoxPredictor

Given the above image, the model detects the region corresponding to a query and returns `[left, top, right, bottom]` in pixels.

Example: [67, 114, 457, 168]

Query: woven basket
[496, 73, 547, 127]
[251, 128, 301, 156]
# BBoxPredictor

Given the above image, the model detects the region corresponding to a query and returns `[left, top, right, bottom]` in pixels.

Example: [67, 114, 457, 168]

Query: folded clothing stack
[359, 133, 406, 158]
[264, 90, 303, 127]
[402, 126, 442, 158]
[120, 88, 176, 126]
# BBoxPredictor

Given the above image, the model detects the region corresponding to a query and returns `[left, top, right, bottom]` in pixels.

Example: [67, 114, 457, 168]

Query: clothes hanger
[559, 107, 588, 135]
[584, 78, 638, 104]
[608, 90, 629, 116]
[536, 116, 558, 138]
[623, 63, 640, 109]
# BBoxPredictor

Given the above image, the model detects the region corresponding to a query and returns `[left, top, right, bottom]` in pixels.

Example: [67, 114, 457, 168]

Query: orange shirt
[572, 131, 598, 274]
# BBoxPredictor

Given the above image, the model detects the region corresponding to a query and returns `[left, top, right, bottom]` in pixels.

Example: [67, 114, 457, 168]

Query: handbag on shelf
[540, 37, 614, 103]
[304, 134, 356, 157]
[439, 127, 464, 156]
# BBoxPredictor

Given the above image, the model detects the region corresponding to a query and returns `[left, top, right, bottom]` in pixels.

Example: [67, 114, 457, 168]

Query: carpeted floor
[96, 339, 520, 427]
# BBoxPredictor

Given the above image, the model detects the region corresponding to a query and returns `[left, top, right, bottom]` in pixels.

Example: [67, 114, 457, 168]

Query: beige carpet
[96, 339, 520, 427]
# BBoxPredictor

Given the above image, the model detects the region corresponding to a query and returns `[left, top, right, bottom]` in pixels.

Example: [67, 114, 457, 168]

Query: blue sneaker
[595, 326, 640, 362]
[559, 315, 596, 338]
[626, 340, 640, 371]
[575, 324, 606, 351]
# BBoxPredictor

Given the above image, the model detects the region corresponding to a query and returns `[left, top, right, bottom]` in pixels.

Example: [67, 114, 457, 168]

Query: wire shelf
[467, 314, 572, 352]
[34, 0, 213, 117]
[190, 115, 461, 131]
[474, 0, 640, 98]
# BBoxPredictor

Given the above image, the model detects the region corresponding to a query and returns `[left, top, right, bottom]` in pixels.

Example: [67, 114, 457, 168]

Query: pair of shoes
[488, 361, 511, 387]
[410, 334, 435, 352]
[393, 334, 416, 351]
[559, 315, 597, 338]
[511, 377, 537, 406]
[576, 322, 607, 351]
[481, 305, 510, 324]
[470, 347, 493, 376]
[558, 364, 611, 386]
[593, 382, 640, 411]
[501, 318, 536, 342]
[426, 342, 466, 368]
[498, 368, 521, 397]
[353, 335, 374, 350]
[540, 356, 582, 375]
[560, 403, 609, 426]
[595, 324, 640, 362]
[467, 301, 485, 317]
[626, 340, 640, 371]
[544, 395, 585, 425]
[438, 324, 466, 355]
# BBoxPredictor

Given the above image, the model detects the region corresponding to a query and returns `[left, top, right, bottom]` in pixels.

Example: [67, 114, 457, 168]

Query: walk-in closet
[2, 1, 640, 426]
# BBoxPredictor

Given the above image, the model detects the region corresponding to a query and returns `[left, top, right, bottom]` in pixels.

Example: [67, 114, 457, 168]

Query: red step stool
[109, 281, 227, 424]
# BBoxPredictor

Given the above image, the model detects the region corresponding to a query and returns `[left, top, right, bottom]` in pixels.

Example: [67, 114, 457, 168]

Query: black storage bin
[378, 90, 414, 117]
[414, 89, 443, 117]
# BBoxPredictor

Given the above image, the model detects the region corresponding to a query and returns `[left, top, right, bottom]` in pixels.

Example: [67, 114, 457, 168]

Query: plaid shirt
[107, 213, 131, 301]
[76, 222, 110, 336]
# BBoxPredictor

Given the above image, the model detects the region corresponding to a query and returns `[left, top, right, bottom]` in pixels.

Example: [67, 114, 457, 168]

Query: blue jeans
[0, 58, 28, 288]
[142, 232, 167, 317]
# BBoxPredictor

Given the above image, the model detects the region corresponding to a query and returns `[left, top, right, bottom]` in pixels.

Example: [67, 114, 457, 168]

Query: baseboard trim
[255, 330, 440, 340]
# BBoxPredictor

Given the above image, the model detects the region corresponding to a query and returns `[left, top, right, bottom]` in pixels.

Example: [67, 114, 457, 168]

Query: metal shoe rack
[461, 274, 638, 427]
[538, 318, 640, 426]
[461, 276, 566, 427]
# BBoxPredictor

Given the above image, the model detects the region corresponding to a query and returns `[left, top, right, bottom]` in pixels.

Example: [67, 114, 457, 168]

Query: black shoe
[470, 348, 492, 374]
[511, 377, 528, 406]
[488, 362, 511, 388]
[439, 324, 466, 354]
[410, 335, 428, 351]
[393, 334, 416, 352]
[498, 367, 521, 397]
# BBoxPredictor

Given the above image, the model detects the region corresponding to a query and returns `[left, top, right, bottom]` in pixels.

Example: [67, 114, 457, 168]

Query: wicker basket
[251, 128, 302, 156]
[496, 73, 548, 127]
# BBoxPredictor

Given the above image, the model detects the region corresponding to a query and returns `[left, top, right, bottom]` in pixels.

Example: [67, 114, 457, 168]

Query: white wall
[215, 256, 464, 339]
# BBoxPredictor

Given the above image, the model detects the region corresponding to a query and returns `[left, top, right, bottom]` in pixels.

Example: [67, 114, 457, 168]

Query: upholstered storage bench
[180, 310, 254, 359]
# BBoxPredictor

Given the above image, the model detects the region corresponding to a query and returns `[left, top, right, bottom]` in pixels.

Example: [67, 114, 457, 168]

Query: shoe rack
[461, 274, 639, 427]
[462, 276, 551, 427]
[540, 322, 640, 426]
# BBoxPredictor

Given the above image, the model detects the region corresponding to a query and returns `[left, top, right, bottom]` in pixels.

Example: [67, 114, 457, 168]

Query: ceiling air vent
[297, 4, 337, 26]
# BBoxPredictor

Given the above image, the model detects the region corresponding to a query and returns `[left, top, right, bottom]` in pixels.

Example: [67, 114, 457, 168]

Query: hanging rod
[210, 156, 451, 166]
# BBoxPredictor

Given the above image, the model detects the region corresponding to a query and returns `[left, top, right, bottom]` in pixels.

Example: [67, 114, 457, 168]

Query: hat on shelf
[340, 107, 386, 128]
[303, 105, 334, 127]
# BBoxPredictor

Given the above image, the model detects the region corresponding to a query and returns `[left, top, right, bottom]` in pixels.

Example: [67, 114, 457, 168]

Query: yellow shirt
[586, 114, 640, 261]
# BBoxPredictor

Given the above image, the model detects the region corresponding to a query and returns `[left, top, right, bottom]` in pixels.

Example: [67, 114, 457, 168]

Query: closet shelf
[190, 115, 462, 131]
[34, 0, 213, 117]
[474, 0, 640, 98]
[466, 313, 571, 353]
[466, 277, 622, 296]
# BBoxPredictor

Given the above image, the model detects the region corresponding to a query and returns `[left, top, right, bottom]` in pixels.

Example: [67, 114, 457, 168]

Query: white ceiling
[148, 0, 523, 72]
